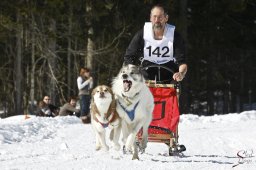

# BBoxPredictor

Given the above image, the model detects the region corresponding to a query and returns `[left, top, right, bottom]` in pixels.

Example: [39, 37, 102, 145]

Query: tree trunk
[48, 18, 57, 104]
[85, 0, 94, 69]
[67, 4, 73, 98]
[86, 35, 94, 69]
[30, 14, 36, 106]
[14, 11, 23, 115]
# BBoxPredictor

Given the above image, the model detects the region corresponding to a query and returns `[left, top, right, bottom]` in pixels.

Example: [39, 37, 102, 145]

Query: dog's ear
[121, 62, 128, 72]
[122, 62, 128, 67]
[107, 86, 115, 100]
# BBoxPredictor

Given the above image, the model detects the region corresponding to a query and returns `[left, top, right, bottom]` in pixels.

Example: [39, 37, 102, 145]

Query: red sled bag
[149, 87, 180, 134]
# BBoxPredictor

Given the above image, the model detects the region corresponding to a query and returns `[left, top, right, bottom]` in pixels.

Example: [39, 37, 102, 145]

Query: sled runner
[137, 65, 186, 156]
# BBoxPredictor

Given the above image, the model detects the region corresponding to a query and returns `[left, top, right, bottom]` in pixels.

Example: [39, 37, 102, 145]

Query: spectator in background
[77, 67, 93, 123]
[36, 95, 59, 117]
[59, 96, 80, 116]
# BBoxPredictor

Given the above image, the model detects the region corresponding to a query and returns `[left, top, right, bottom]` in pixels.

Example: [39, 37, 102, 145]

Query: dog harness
[118, 101, 140, 121]
[94, 111, 116, 128]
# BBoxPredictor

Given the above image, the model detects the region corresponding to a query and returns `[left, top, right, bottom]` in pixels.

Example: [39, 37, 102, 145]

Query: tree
[85, 0, 94, 69]
[0, 0, 255, 117]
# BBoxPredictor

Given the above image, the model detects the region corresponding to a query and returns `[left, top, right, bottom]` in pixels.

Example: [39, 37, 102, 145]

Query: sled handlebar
[141, 64, 176, 83]
[142, 64, 175, 74]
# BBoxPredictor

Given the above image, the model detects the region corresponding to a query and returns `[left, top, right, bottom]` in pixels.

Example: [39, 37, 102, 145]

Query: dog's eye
[130, 72, 134, 74]
[96, 90, 100, 93]
[104, 89, 108, 92]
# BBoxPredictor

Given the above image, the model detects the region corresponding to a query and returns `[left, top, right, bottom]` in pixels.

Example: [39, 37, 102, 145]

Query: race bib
[143, 22, 175, 64]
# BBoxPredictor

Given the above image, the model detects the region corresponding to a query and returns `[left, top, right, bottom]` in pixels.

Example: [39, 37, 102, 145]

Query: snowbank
[0, 112, 255, 170]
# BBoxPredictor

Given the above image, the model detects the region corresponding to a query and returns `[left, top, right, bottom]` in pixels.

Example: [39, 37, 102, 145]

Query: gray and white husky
[112, 64, 154, 160]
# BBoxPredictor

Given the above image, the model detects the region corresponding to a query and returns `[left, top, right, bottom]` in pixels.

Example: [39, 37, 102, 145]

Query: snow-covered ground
[0, 111, 256, 170]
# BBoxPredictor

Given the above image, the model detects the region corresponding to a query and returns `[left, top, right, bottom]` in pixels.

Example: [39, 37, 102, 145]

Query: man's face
[43, 96, 51, 104]
[150, 7, 168, 31]
[83, 71, 90, 78]
[70, 99, 76, 107]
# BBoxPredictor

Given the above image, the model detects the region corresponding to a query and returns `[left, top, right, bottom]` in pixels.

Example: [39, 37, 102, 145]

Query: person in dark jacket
[36, 95, 59, 117]
[124, 4, 187, 83]
[59, 96, 80, 116]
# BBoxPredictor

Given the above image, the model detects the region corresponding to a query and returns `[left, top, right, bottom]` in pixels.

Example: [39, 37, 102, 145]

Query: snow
[0, 111, 256, 170]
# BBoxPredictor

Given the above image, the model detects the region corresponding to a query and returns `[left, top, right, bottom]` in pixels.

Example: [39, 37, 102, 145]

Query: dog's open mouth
[123, 80, 132, 92]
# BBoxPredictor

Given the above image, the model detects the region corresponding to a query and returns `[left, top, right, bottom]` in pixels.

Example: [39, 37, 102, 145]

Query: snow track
[0, 111, 256, 170]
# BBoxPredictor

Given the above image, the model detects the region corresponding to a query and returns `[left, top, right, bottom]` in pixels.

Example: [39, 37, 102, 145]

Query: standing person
[77, 67, 93, 123]
[36, 95, 59, 117]
[59, 96, 80, 116]
[124, 4, 187, 82]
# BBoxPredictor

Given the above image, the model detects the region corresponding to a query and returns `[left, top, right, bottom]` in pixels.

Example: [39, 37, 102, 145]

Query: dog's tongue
[123, 81, 129, 91]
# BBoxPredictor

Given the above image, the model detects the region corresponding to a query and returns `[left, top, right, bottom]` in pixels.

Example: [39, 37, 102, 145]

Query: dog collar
[121, 92, 140, 106]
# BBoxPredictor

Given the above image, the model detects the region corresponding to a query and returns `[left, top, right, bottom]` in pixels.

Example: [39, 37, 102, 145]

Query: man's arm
[124, 29, 144, 65]
[173, 31, 186, 65]
[173, 31, 187, 81]
[65, 104, 80, 113]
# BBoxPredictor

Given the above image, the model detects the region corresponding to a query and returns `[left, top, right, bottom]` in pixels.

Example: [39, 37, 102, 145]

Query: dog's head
[91, 85, 117, 119]
[117, 64, 144, 93]
[91, 85, 114, 104]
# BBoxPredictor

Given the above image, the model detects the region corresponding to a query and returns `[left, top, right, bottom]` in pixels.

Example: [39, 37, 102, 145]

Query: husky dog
[91, 85, 121, 151]
[112, 64, 154, 160]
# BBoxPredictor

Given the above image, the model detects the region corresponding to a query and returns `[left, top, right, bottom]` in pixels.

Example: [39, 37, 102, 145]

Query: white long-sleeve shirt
[77, 76, 93, 95]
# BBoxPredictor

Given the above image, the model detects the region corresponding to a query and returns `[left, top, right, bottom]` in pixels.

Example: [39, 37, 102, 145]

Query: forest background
[0, 0, 255, 117]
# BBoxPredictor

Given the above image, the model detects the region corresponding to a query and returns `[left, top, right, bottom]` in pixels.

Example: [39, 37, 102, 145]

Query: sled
[137, 65, 186, 156]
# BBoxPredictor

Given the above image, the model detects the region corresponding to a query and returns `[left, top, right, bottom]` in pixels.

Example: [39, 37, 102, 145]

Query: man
[124, 4, 187, 83]
[59, 96, 80, 116]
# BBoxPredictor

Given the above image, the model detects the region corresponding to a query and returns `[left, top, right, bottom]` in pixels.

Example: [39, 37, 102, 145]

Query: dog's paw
[125, 143, 132, 152]
[123, 145, 133, 154]
[113, 143, 121, 151]
[110, 150, 121, 160]
[102, 145, 109, 151]
[139, 144, 147, 153]
[139, 147, 145, 154]
[125, 138, 134, 151]
[132, 153, 139, 160]
[95, 145, 101, 151]
[138, 138, 148, 153]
